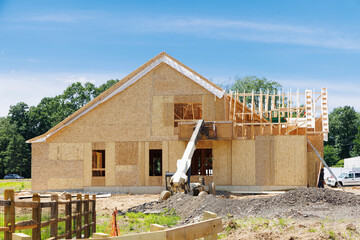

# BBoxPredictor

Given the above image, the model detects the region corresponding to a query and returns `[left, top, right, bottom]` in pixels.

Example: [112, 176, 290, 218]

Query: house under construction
[27, 52, 328, 193]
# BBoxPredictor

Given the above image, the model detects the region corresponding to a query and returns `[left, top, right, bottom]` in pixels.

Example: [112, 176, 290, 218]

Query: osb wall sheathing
[105, 142, 116, 186]
[213, 141, 232, 185]
[272, 136, 307, 186]
[33, 142, 84, 191]
[152, 96, 174, 137]
[152, 63, 210, 96]
[32, 143, 49, 191]
[116, 142, 138, 165]
[307, 134, 324, 187]
[47, 69, 153, 143]
[232, 140, 256, 185]
[255, 136, 272, 186]
[115, 141, 141, 187]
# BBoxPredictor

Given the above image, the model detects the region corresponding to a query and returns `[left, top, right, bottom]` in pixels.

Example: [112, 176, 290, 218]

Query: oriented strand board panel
[202, 94, 216, 121]
[232, 140, 256, 185]
[48, 68, 153, 143]
[149, 141, 162, 149]
[162, 141, 169, 186]
[49, 143, 84, 161]
[213, 141, 232, 185]
[174, 95, 202, 103]
[48, 178, 83, 190]
[272, 136, 307, 186]
[152, 63, 210, 96]
[152, 96, 174, 136]
[115, 142, 139, 165]
[116, 165, 139, 186]
[255, 136, 272, 186]
[83, 142, 92, 187]
[168, 141, 187, 173]
[215, 96, 226, 121]
[138, 141, 145, 185]
[216, 122, 233, 140]
[307, 134, 324, 186]
[31, 143, 49, 191]
[105, 142, 116, 186]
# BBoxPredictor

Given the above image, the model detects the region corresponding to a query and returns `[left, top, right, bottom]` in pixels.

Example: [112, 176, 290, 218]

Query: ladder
[321, 88, 329, 141]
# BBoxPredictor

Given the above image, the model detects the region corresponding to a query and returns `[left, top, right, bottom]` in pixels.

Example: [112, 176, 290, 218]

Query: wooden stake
[50, 194, 59, 238]
[4, 189, 15, 240]
[65, 194, 72, 239]
[32, 193, 41, 240]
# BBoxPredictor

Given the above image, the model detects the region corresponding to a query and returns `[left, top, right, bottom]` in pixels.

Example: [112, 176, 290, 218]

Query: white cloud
[26, 12, 96, 23]
[28, 58, 39, 63]
[121, 16, 360, 51]
[0, 51, 4, 55]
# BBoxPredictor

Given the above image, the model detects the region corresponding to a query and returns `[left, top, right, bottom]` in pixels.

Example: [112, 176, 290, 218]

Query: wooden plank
[166, 218, 222, 240]
[92, 194, 97, 235]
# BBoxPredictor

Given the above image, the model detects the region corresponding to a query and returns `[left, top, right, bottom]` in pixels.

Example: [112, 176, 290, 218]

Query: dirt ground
[4, 186, 360, 239]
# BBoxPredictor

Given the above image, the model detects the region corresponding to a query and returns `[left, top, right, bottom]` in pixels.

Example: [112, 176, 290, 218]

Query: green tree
[323, 145, 340, 166]
[230, 75, 282, 108]
[327, 106, 359, 160]
[351, 125, 360, 157]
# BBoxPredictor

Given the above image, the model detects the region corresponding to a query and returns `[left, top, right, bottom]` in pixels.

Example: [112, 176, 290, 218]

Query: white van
[327, 171, 360, 187]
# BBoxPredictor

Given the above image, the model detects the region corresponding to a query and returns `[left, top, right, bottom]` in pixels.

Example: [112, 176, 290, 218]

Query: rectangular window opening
[191, 149, 213, 176]
[149, 150, 162, 176]
[174, 103, 202, 127]
[92, 150, 105, 177]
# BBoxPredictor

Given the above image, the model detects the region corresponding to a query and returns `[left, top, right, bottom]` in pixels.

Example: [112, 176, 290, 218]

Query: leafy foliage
[0, 80, 119, 178]
[324, 106, 360, 166]
[230, 75, 282, 108]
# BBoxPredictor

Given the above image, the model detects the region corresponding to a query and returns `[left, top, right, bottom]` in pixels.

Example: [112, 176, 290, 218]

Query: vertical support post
[32, 193, 41, 240]
[65, 194, 72, 239]
[76, 194, 82, 239]
[50, 194, 58, 238]
[4, 189, 15, 240]
[84, 195, 90, 238]
[229, 90, 232, 121]
[92, 194, 96, 235]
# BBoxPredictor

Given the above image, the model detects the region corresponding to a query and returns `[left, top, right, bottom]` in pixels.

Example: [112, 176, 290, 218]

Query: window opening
[174, 103, 202, 127]
[92, 150, 105, 177]
[149, 150, 162, 176]
[191, 149, 212, 176]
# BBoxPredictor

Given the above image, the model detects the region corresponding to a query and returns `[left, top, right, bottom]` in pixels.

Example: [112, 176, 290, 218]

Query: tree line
[0, 80, 118, 178]
[0, 76, 358, 178]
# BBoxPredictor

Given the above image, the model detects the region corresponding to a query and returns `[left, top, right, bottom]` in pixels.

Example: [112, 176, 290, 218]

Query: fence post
[50, 194, 58, 238]
[32, 193, 41, 240]
[92, 194, 96, 235]
[76, 194, 82, 239]
[84, 194, 90, 238]
[65, 194, 72, 239]
[4, 189, 15, 240]
[203, 211, 218, 240]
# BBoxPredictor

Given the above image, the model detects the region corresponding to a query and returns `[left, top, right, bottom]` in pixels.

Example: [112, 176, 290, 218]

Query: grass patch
[97, 209, 181, 236]
[0, 180, 31, 192]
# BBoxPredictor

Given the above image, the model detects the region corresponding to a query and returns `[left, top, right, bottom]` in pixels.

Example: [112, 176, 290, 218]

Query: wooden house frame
[27, 52, 327, 193]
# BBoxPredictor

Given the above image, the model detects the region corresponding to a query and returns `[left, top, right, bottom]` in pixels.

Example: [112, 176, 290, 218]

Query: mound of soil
[127, 188, 360, 223]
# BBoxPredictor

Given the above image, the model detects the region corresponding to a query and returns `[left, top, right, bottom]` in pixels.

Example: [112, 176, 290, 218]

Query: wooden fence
[0, 189, 96, 240]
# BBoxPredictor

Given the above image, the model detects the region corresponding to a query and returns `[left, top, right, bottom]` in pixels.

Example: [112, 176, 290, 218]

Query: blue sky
[0, 0, 360, 116]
